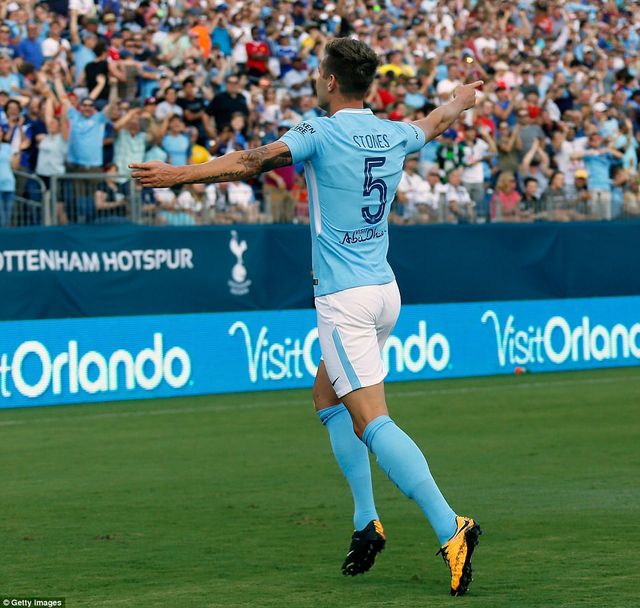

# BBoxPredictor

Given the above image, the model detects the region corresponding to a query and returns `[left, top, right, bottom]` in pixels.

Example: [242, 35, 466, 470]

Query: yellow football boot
[436, 515, 482, 596]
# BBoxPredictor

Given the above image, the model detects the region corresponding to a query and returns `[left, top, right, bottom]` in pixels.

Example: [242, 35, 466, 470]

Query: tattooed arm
[129, 141, 293, 188]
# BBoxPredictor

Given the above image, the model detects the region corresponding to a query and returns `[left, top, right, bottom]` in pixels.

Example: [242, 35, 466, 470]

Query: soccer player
[130, 38, 482, 597]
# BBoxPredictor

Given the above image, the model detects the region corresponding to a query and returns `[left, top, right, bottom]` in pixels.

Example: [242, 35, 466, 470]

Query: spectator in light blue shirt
[162, 115, 190, 166]
[0, 130, 16, 227]
[70, 11, 97, 86]
[0, 54, 20, 94]
[210, 18, 232, 56]
[573, 132, 624, 220]
[66, 98, 108, 168]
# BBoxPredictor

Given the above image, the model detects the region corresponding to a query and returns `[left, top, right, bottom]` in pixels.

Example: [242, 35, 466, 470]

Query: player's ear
[327, 74, 337, 93]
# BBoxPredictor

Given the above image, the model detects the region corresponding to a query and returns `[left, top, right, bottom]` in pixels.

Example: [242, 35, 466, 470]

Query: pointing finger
[467, 80, 484, 89]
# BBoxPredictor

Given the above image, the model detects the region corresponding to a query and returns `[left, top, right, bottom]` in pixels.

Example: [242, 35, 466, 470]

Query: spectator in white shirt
[282, 56, 312, 99]
[397, 156, 432, 222]
[436, 61, 462, 102]
[446, 168, 476, 224]
[155, 87, 184, 121]
[461, 125, 495, 209]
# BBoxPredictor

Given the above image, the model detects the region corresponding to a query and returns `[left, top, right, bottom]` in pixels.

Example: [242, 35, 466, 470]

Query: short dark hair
[322, 38, 379, 98]
[94, 40, 107, 56]
[524, 177, 537, 187]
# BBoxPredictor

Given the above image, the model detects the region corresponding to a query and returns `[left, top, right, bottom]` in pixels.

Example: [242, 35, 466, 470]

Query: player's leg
[315, 295, 386, 576]
[313, 360, 380, 533]
[338, 281, 480, 596]
[342, 382, 457, 545]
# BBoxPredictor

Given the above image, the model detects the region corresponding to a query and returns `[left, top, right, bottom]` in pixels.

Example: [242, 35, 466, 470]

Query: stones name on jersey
[341, 227, 385, 245]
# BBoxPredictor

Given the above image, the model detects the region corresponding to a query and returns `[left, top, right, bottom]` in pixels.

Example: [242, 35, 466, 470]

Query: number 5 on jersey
[362, 157, 388, 225]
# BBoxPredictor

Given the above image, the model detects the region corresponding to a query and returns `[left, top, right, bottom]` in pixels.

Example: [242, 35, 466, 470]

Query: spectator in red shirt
[245, 27, 269, 81]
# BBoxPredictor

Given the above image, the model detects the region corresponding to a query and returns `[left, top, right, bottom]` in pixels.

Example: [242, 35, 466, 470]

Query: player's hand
[453, 81, 483, 111]
[129, 161, 181, 188]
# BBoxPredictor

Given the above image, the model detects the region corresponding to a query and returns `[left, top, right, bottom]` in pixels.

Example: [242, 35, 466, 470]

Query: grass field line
[0, 372, 638, 427]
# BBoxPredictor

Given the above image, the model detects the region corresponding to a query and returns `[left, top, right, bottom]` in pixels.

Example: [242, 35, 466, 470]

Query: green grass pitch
[2, 367, 639, 607]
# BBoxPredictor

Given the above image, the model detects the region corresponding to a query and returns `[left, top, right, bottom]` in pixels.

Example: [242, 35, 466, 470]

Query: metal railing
[49, 173, 142, 226]
[3, 170, 640, 228]
[9, 171, 49, 227]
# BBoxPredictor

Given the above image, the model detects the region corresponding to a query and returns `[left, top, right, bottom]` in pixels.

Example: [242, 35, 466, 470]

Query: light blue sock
[318, 404, 379, 531]
[362, 415, 457, 545]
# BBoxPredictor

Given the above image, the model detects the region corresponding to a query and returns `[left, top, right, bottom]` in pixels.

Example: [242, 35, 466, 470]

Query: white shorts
[315, 280, 401, 399]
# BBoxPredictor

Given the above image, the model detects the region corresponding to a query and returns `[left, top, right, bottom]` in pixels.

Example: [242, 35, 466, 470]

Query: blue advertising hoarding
[1, 295, 639, 409]
[2, 222, 640, 321]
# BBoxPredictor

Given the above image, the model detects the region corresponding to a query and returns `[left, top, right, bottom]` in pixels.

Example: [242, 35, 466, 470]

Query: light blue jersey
[280, 108, 425, 297]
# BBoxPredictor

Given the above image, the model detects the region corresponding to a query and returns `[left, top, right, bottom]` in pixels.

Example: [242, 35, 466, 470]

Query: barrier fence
[49, 173, 142, 226]
[2, 170, 640, 228]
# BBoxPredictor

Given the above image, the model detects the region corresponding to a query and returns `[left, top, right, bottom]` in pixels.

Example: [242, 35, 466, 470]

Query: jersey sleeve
[392, 121, 426, 154]
[278, 118, 323, 163]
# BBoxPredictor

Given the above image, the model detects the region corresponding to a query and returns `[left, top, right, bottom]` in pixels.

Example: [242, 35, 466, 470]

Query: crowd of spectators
[0, 0, 639, 227]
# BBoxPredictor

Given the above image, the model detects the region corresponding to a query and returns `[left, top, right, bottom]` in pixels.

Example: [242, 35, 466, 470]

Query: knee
[352, 420, 366, 440]
[312, 387, 341, 412]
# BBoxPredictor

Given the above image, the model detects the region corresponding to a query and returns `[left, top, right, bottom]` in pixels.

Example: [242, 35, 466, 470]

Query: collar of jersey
[333, 108, 373, 115]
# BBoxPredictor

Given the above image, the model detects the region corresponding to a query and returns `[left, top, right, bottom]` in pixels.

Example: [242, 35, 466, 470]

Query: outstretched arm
[130, 141, 292, 188]
[412, 81, 483, 143]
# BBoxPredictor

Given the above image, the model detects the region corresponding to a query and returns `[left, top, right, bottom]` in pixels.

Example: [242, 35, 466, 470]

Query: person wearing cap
[515, 105, 544, 158]
[493, 82, 517, 126]
[592, 102, 619, 139]
[435, 127, 465, 174]
[565, 169, 591, 218]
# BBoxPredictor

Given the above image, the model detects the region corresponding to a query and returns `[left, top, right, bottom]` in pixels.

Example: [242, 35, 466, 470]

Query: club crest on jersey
[228, 230, 252, 296]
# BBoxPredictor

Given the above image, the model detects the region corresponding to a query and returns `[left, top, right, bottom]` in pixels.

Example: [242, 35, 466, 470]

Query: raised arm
[412, 81, 482, 143]
[130, 141, 292, 188]
[70, 10, 80, 45]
